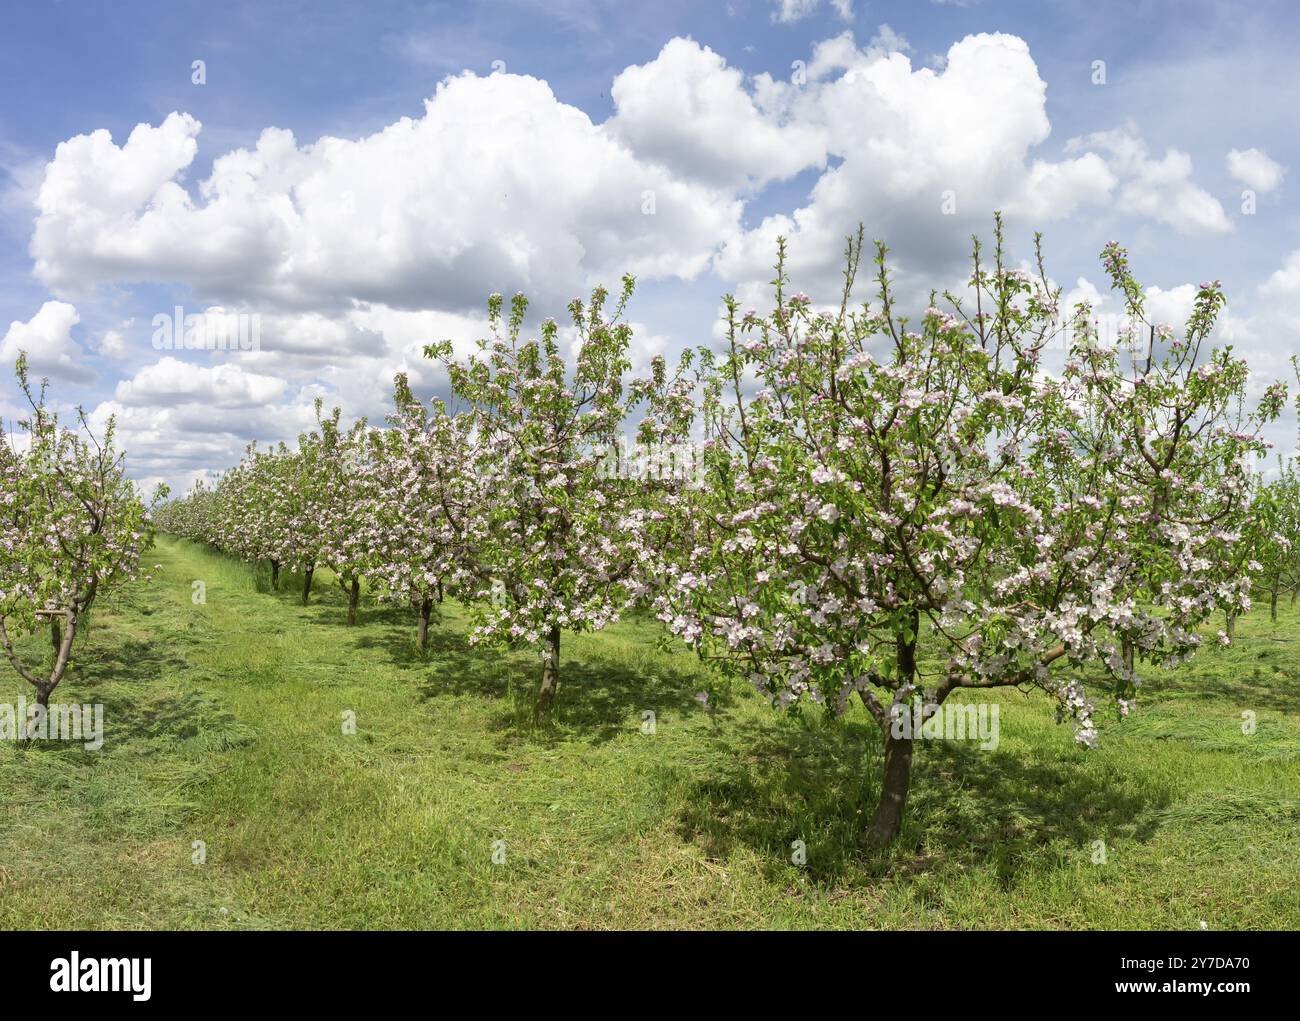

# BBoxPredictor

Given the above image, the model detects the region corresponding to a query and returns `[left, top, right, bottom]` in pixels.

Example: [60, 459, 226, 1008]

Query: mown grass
[1, 535, 1296, 929]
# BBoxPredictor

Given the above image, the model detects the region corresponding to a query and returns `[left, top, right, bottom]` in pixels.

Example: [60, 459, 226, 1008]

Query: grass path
[1, 535, 1297, 929]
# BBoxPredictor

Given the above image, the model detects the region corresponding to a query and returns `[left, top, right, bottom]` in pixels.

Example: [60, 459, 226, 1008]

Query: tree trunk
[534, 624, 561, 723]
[417, 597, 433, 650]
[346, 577, 360, 625]
[1225, 610, 1237, 642]
[301, 564, 314, 605]
[1121, 637, 1134, 674]
[437, 579, 444, 604]
[20, 687, 51, 743]
[2, 597, 84, 745]
[1271, 580, 1280, 622]
[863, 610, 919, 846]
[270, 560, 280, 590]
[1291, 579, 1299, 606]
[865, 730, 914, 847]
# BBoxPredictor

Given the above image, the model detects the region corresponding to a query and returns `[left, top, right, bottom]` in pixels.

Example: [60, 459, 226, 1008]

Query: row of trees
[1243, 458, 1300, 627]
[137, 218, 1299, 843]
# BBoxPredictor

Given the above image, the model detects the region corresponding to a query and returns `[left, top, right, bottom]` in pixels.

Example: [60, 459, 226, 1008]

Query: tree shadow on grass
[347, 604, 460, 667]
[674, 714, 1175, 887]
[297, 588, 463, 648]
[69, 636, 189, 693]
[910, 740, 1170, 886]
[258, 568, 348, 608]
[96, 687, 256, 754]
[674, 713, 880, 885]
[541, 656, 707, 744]
[1141, 660, 1300, 715]
[15, 635, 254, 760]
[334, 598, 710, 746]
[350, 621, 708, 746]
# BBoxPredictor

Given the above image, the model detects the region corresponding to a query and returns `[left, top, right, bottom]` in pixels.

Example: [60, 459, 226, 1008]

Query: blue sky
[1, 0, 1297, 492]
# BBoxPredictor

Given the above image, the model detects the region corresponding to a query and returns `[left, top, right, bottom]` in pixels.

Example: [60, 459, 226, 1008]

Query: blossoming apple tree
[271, 430, 326, 605]
[223, 445, 291, 590]
[309, 403, 376, 623]
[358, 374, 473, 646]
[424, 282, 648, 722]
[640, 218, 1285, 845]
[0, 355, 157, 734]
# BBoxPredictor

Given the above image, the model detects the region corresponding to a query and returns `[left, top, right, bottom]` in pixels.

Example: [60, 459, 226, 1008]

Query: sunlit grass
[0, 535, 1296, 929]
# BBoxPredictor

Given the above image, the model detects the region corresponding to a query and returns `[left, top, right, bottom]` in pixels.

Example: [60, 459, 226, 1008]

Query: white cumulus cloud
[606, 38, 827, 191]
[0, 300, 93, 383]
[1226, 147, 1285, 193]
[31, 76, 742, 313]
[1067, 126, 1231, 235]
[114, 356, 286, 408]
[716, 32, 1118, 303]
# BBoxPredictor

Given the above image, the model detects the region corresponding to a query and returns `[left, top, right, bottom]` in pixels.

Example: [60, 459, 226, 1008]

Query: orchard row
[8, 218, 1300, 843]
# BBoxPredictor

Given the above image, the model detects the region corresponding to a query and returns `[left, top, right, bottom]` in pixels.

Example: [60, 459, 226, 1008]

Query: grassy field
[1, 534, 1297, 929]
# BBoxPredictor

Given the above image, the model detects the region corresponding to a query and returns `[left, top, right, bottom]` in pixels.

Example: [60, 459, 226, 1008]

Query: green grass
[1, 535, 1297, 929]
